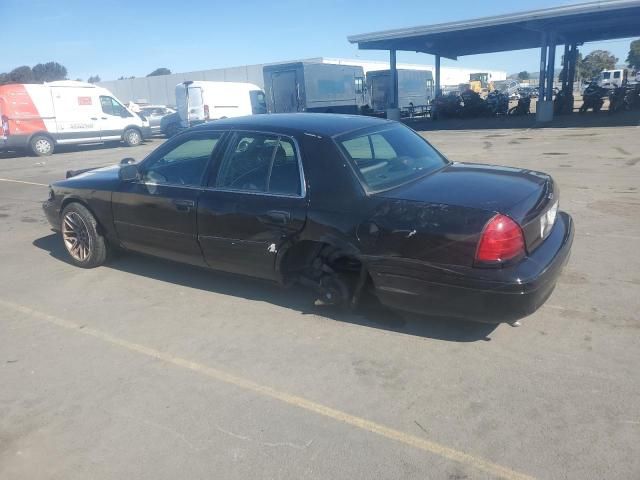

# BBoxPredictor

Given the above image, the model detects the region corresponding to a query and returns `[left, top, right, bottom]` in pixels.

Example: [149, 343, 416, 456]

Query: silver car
[139, 105, 176, 135]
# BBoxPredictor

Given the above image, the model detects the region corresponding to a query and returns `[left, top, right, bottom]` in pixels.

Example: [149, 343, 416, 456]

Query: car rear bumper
[368, 211, 574, 323]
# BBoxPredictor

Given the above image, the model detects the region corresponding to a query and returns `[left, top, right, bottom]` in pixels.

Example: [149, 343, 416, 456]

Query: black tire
[29, 134, 54, 156]
[60, 203, 108, 268]
[165, 123, 180, 138]
[123, 128, 143, 147]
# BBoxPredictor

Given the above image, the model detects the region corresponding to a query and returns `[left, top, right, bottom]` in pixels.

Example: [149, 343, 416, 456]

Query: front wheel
[123, 128, 142, 147]
[29, 134, 54, 156]
[61, 203, 108, 268]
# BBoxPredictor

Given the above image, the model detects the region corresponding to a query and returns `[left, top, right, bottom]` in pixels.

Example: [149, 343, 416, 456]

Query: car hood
[375, 162, 552, 220]
[57, 164, 121, 189]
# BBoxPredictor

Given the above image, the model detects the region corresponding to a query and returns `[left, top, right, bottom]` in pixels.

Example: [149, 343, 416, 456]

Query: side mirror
[119, 164, 139, 182]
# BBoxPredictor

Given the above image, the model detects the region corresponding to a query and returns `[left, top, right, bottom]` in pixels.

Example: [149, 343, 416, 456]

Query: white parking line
[0, 178, 48, 187]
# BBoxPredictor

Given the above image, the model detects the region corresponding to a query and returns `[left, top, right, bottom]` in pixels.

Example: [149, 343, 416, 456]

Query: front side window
[215, 133, 302, 196]
[250, 91, 267, 114]
[100, 96, 131, 117]
[142, 133, 222, 186]
[337, 124, 447, 191]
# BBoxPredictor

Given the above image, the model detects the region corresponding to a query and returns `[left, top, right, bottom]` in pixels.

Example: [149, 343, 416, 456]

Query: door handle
[90, 117, 98, 120]
[262, 210, 290, 225]
[173, 199, 195, 212]
[101, 117, 108, 120]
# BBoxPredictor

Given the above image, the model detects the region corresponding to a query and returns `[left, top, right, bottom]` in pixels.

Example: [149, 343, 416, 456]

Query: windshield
[336, 124, 447, 191]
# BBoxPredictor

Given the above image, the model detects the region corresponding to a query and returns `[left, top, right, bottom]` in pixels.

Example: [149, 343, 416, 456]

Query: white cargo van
[0, 81, 151, 156]
[174, 81, 266, 129]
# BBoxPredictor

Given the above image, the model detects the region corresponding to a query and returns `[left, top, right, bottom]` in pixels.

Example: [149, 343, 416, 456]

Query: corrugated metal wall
[98, 59, 506, 107]
[98, 64, 267, 106]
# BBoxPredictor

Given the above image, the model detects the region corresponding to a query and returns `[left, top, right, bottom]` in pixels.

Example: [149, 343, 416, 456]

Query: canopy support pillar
[388, 49, 400, 120]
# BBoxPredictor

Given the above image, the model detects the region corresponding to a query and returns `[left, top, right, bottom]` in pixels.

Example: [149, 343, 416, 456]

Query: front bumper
[369, 211, 574, 323]
[43, 199, 61, 231]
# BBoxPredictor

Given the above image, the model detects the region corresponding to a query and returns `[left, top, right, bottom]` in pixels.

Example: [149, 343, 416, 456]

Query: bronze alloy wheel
[62, 211, 93, 262]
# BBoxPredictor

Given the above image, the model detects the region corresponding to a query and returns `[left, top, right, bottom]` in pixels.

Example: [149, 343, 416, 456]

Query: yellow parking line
[0, 298, 534, 480]
[0, 177, 48, 187]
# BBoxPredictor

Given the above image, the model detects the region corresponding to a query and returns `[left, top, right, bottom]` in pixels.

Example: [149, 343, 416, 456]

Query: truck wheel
[29, 134, 54, 156]
[123, 128, 142, 147]
[61, 203, 108, 268]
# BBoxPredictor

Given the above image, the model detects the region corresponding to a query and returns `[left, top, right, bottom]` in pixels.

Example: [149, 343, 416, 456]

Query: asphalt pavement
[1, 124, 639, 480]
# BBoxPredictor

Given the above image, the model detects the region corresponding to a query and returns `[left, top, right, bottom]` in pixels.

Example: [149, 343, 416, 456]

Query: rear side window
[337, 124, 447, 191]
[215, 133, 302, 196]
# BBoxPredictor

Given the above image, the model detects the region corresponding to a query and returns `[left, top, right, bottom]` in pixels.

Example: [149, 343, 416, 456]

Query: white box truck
[0, 81, 151, 156]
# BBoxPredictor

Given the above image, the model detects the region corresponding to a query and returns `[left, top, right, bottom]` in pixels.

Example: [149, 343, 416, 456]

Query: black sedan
[43, 114, 573, 323]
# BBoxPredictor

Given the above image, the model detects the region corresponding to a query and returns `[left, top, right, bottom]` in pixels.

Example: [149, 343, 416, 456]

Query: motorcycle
[553, 88, 574, 115]
[486, 90, 509, 116]
[608, 85, 629, 114]
[431, 93, 463, 120]
[579, 83, 607, 113]
[459, 89, 490, 118]
[508, 95, 531, 116]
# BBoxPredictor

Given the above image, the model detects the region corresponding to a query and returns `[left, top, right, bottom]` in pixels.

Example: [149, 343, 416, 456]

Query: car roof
[190, 113, 395, 137]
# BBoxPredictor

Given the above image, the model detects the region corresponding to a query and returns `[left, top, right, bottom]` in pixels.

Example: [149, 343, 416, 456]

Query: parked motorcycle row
[431, 81, 640, 120]
[559, 81, 640, 114]
[431, 89, 526, 120]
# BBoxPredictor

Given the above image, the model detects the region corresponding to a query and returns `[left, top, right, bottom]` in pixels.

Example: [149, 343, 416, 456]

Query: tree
[87, 75, 101, 83]
[578, 50, 618, 81]
[517, 71, 530, 81]
[558, 50, 583, 85]
[627, 38, 640, 71]
[0, 73, 8, 85]
[32, 62, 67, 83]
[118, 76, 135, 80]
[7, 66, 34, 83]
[146, 68, 171, 77]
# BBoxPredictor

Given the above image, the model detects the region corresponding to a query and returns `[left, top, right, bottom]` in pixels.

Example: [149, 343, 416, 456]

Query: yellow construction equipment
[469, 73, 494, 95]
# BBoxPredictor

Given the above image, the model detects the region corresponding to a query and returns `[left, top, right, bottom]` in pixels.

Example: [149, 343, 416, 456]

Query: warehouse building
[97, 57, 506, 107]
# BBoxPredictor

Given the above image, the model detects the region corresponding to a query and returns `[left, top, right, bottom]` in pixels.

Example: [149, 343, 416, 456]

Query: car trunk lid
[376, 162, 558, 253]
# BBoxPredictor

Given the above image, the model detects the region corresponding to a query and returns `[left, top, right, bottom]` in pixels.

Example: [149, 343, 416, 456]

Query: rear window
[336, 124, 447, 191]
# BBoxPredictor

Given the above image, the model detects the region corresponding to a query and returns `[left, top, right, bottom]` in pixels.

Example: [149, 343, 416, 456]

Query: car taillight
[475, 214, 525, 265]
[1, 115, 9, 136]
[204, 105, 210, 120]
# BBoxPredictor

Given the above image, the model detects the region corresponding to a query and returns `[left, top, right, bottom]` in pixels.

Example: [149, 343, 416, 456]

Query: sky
[1, 0, 636, 81]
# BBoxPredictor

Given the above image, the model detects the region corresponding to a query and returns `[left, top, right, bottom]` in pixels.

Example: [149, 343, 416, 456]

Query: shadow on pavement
[33, 233, 498, 343]
[406, 109, 640, 132]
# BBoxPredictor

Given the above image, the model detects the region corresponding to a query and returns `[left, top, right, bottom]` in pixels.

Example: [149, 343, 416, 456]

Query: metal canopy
[348, 0, 640, 59]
